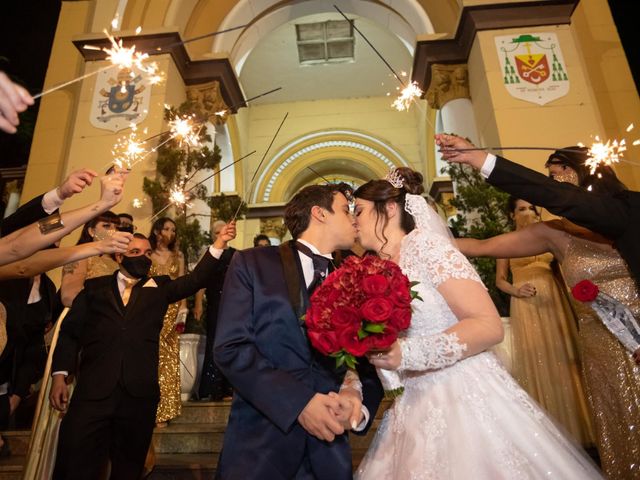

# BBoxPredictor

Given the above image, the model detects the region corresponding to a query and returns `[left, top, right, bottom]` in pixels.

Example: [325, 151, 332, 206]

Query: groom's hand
[298, 393, 345, 442]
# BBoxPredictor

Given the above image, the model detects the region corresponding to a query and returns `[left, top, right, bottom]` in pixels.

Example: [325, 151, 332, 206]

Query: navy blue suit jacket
[214, 244, 383, 480]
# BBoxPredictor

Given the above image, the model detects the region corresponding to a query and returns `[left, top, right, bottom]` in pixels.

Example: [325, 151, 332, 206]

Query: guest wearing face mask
[48, 224, 236, 480]
[494, 197, 595, 447]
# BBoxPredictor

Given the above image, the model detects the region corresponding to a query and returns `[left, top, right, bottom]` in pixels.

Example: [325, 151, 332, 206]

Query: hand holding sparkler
[436, 134, 487, 170]
[213, 221, 237, 250]
[0, 71, 34, 133]
[100, 170, 129, 209]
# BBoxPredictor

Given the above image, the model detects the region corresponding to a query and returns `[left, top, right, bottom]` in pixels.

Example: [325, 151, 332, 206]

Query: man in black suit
[49, 225, 235, 480]
[436, 133, 640, 289]
[214, 184, 383, 480]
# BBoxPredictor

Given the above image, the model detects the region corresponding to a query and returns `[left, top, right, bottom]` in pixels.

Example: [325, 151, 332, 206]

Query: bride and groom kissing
[214, 167, 602, 480]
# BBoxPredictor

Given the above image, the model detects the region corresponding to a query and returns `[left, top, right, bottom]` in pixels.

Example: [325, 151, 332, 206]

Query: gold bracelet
[38, 212, 65, 235]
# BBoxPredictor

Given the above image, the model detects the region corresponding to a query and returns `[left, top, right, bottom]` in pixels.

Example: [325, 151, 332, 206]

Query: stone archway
[252, 129, 410, 204]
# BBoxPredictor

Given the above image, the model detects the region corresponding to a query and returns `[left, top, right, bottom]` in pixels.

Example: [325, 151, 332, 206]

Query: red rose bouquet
[305, 254, 419, 370]
[571, 279, 640, 355]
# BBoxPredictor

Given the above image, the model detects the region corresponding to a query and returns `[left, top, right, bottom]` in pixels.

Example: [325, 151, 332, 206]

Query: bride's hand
[328, 390, 363, 430]
[368, 341, 402, 370]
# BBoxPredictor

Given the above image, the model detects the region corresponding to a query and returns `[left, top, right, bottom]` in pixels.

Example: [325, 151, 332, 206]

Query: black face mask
[120, 254, 152, 278]
[117, 224, 134, 234]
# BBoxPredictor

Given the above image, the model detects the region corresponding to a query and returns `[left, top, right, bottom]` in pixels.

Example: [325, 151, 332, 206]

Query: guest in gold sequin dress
[61, 212, 120, 306]
[495, 198, 594, 446]
[149, 217, 185, 425]
[459, 215, 640, 479]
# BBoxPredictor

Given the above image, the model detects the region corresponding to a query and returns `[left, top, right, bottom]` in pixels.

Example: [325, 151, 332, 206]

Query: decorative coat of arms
[495, 33, 569, 105]
[90, 67, 151, 132]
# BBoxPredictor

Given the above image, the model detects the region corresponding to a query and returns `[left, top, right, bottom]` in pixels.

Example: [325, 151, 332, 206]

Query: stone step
[173, 398, 392, 424]
[147, 450, 368, 479]
[0, 454, 24, 480]
[148, 453, 217, 480]
[172, 400, 231, 424]
[152, 422, 227, 454]
[151, 417, 384, 455]
[1, 430, 30, 456]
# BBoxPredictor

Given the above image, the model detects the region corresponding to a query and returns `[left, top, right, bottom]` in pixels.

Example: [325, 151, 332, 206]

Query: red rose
[366, 325, 399, 351]
[362, 274, 389, 296]
[332, 306, 361, 329]
[338, 324, 369, 356]
[571, 280, 600, 302]
[361, 297, 393, 322]
[390, 275, 411, 305]
[308, 330, 340, 355]
[389, 307, 411, 330]
[175, 322, 186, 334]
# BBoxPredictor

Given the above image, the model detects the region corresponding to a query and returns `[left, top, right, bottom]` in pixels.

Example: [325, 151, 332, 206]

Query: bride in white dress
[351, 167, 601, 479]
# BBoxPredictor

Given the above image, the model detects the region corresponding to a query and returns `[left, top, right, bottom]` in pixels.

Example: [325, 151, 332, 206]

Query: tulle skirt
[356, 352, 602, 479]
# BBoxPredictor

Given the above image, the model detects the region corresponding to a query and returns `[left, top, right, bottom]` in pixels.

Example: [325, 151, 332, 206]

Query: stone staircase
[0, 399, 391, 479]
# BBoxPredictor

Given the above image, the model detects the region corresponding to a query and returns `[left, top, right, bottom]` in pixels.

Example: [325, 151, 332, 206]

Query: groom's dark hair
[284, 183, 352, 239]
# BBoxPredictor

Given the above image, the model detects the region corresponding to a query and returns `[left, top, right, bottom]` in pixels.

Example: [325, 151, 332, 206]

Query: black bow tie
[296, 242, 331, 294]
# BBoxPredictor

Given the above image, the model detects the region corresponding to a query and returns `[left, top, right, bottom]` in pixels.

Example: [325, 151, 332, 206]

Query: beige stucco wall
[467, 3, 639, 189]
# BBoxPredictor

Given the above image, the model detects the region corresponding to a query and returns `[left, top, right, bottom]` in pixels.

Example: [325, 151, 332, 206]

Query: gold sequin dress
[509, 253, 595, 446]
[560, 236, 640, 479]
[86, 255, 119, 279]
[150, 252, 182, 423]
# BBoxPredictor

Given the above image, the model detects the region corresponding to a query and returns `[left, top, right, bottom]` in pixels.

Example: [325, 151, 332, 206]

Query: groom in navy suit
[214, 183, 383, 479]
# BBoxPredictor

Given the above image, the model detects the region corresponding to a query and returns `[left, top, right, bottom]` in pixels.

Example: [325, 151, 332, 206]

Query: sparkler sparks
[582, 137, 627, 174]
[168, 114, 203, 149]
[580, 124, 639, 174]
[132, 198, 144, 209]
[169, 181, 192, 208]
[112, 126, 146, 170]
[392, 82, 423, 112]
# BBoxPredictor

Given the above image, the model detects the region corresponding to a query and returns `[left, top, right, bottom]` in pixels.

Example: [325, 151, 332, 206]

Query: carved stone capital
[186, 81, 230, 125]
[425, 64, 470, 110]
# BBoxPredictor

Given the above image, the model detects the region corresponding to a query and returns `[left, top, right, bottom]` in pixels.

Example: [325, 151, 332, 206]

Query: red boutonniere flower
[571, 279, 600, 302]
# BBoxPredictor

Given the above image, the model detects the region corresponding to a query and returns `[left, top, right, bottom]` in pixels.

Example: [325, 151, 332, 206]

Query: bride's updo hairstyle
[354, 167, 425, 236]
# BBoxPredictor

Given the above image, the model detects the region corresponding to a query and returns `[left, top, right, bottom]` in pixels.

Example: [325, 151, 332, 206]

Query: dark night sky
[0, 0, 637, 168]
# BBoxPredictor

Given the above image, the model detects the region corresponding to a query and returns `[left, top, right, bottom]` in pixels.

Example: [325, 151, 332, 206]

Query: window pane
[298, 43, 326, 62]
[326, 20, 352, 39]
[327, 40, 353, 59]
[296, 23, 325, 42]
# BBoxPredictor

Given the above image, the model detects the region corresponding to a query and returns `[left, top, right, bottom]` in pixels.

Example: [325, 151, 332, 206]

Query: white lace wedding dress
[355, 206, 602, 479]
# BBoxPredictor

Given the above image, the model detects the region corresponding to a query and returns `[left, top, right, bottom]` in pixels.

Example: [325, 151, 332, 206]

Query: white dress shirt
[480, 153, 497, 179]
[41, 188, 65, 215]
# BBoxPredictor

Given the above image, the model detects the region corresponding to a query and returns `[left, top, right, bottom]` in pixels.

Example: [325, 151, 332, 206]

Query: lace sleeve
[399, 332, 467, 371]
[402, 234, 483, 288]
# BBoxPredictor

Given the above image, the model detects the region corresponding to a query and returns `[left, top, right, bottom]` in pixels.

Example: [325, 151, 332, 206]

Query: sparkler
[582, 137, 627, 174]
[168, 114, 202, 149]
[442, 123, 640, 173]
[231, 112, 290, 221]
[146, 151, 257, 224]
[333, 5, 423, 112]
[391, 81, 423, 112]
[214, 87, 283, 118]
[35, 28, 163, 100]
